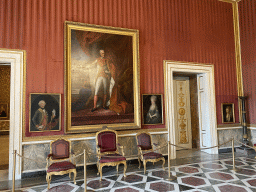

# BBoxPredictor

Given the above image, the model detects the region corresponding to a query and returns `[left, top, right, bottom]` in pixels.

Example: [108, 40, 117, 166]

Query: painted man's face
[100, 50, 105, 58]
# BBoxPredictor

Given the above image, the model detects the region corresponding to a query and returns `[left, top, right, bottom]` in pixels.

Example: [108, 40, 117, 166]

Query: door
[197, 74, 212, 153]
[173, 77, 192, 150]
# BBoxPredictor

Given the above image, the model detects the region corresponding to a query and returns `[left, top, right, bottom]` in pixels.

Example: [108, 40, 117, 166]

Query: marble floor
[1, 150, 256, 192]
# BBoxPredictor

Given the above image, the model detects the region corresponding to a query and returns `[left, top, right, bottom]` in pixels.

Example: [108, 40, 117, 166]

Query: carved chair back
[96, 129, 118, 154]
[136, 132, 153, 151]
[50, 138, 71, 161]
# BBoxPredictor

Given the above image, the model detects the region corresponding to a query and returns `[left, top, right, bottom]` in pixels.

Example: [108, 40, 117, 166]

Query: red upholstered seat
[143, 152, 163, 160]
[47, 161, 76, 173]
[99, 154, 126, 163]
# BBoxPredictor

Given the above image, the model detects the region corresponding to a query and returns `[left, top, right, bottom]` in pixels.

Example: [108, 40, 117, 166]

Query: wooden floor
[0, 134, 9, 170]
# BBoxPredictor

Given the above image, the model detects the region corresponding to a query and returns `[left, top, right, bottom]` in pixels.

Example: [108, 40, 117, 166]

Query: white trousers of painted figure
[95, 76, 108, 96]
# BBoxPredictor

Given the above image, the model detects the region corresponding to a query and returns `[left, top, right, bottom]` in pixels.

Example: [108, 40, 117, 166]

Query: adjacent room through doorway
[0, 64, 10, 181]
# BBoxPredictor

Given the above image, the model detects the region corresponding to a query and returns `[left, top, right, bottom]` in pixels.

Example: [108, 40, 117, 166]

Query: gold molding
[219, 0, 244, 125]
[22, 128, 167, 142]
[218, 0, 241, 3]
[217, 123, 241, 128]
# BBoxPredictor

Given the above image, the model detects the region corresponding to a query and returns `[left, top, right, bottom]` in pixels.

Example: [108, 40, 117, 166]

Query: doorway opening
[0, 49, 25, 180]
[164, 61, 218, 160]
[173, 73, 200, 151]
[0, 64, 10, 180]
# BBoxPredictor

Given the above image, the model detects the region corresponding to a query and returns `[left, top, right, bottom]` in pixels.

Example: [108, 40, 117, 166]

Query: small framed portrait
[221, 103, 235, 123]
[29, 93, 61, 132]
[0, 103, 8, 120]
[142, 94, 163, 125]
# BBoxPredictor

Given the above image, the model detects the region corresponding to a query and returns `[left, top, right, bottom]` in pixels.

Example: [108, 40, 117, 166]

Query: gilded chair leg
[97, 162, 100, 175]
[73, 170, 77, 184]
[99, 165, 103, 181]
[138, 158, 141, 169]
[116, 164, 119, 175]
[69, 172, 71, 179]
[162, 158, 165, 170]
[143, 160, 147, 174]
[123, 162, 127, 177]
[46, 174, 51, 189]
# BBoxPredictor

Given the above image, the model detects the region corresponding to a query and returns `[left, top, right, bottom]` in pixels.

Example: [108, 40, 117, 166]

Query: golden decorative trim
[22, 128, 167, 142]
[177, 81, 188, 144]
[46, 169, 76, 189]
[218, 0, 241, 3]
[218, 0, 244, 123]
[232, 1, 244, 125]
[217, 123, 241, 128]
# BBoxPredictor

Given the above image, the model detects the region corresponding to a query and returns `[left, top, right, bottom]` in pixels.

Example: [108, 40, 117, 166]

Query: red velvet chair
[136, 132, 165, 174]
[96, 128, 127, 180]
[46, 138, 76, 189]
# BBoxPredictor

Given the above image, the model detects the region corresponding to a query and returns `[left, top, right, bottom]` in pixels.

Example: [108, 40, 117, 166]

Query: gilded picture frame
[142, 94, 164, 125]
[0, 103, 8, 120]
[29, 93, 61, 132]
[221, 103, 235, 123]
[65, 21, 140, 133]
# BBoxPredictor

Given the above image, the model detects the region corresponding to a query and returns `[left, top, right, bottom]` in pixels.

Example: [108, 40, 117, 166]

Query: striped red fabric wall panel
[239, 0, 256, 124]
[0, 0, 238, 133]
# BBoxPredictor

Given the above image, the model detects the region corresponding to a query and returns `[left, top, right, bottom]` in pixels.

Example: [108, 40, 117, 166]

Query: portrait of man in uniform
[29, 94, 61, 132]
[65, 22, 140, 132]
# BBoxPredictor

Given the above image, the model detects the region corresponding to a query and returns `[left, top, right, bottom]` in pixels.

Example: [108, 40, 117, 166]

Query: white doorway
[0, 49, 25, 180]
[164, 61, 218, 159]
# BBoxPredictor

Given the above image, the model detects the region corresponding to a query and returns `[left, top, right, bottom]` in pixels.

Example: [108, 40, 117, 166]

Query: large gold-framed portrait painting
[65, 21, 140, 133]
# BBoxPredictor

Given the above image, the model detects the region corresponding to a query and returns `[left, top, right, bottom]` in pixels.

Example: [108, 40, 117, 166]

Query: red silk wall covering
[0, 0, 238, 137]
[239, 0, 256, 125]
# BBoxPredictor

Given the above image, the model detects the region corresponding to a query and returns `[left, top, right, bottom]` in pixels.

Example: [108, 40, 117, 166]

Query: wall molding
[22, 130, 168, 145]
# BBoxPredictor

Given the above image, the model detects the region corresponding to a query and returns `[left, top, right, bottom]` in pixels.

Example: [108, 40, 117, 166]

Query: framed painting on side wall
[142, 94, 164, 125]
[29, 93, 61, 132]
[221, 103, 235, 123]
[65, 21, 140, 133]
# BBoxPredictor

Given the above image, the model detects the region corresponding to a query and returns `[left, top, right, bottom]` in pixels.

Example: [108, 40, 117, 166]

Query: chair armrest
[96, 147, 102, 159]
[153, 143, 159, 150]
[117, 143, 125, 156]
[70, 152, 76, 165]
[46, 154, 53, 169]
